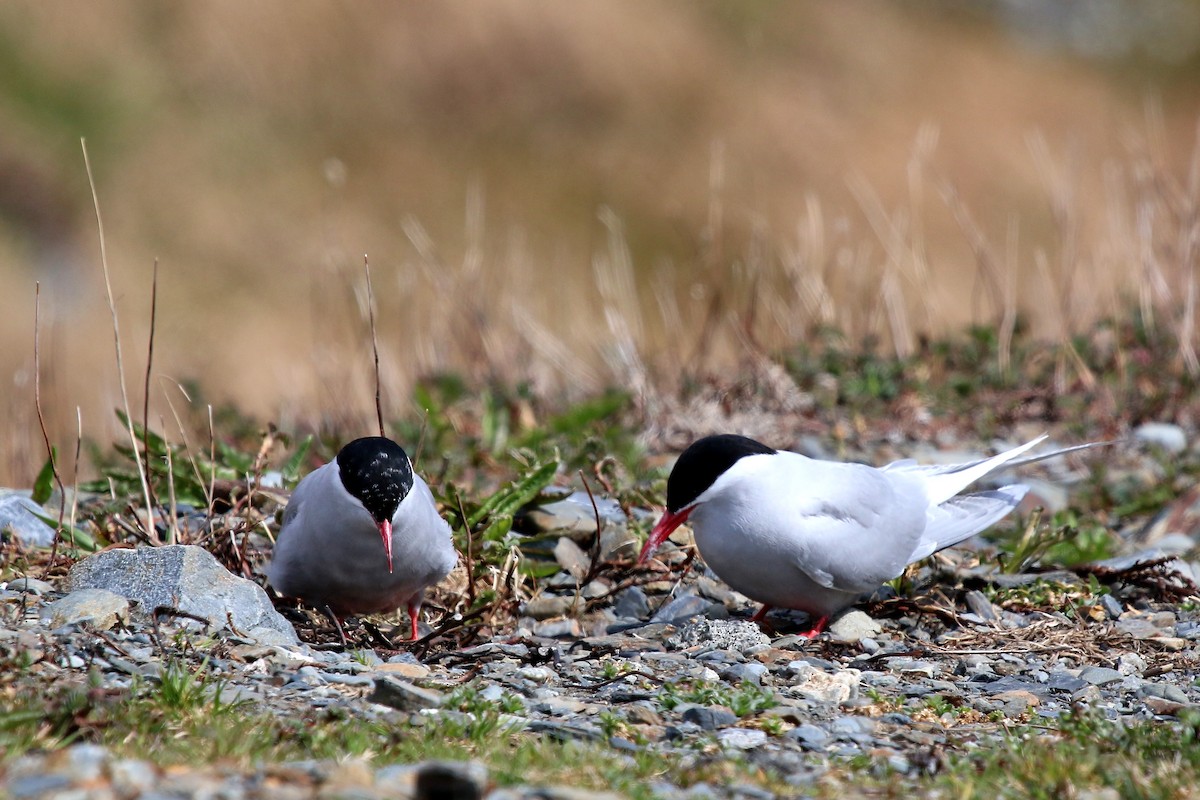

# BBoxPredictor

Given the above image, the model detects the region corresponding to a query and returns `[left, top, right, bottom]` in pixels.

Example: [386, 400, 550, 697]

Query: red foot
[796, 615, 829, 639]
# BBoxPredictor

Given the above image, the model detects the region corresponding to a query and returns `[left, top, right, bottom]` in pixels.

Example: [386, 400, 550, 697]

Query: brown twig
[160, 416, 179, 545]
[33, 283, 67, 574]
[82, 138, 158, 542]
[160, 379, 212, 513]
[141, 260, 160, 515]
[413, 408, 430, 469]
[364, 255, 385, 438]
[456, 489, 477, 609]
[579, 470, 605, 585]
[207, 404, 217, 521]
[69, 407, 83, 557]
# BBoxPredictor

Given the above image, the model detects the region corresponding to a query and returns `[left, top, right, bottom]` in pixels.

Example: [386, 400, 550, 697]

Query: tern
[639, 433, 1103, 637]
[266, 436, 457, 642]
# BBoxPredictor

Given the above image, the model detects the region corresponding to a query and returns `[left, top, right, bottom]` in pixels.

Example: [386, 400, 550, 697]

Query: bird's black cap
[336, 437, 414, 523]
[666, 434, 776, 513]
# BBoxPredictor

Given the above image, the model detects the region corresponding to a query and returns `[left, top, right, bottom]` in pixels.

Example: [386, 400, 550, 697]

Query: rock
[1116, 617, 1162, 640]
[650, 594, 711, 627]
[0, 491, 57, 547]
[787, 662, 860, 703]
[1045, 671, 1088, 692]
[554, 537, 590, 580]
[716, 728, 767, 750]
[612, 587, 649, 620]
[1135, 422, 1188, 454]
[110, 759, 159, 796]
[722, 662, 768, 685]
[516, 666, 556, 684]
[827, 610, 882, 642]
[963, 590, 1000, 622]
[597, 525, 641, 561]
[695, 576, 736, 605]
[537, 697, 590, 716]
[8, 774, 72, 798]
[830, 715, 877, 742]
[1117, 610, 1177, 639]
[991, 690, 1041, 710]
[414, 760, 488, 800]
[1117, 653, 1147, 676]
[1144, 696, 1192, 716]
[524, 492, 626, 541]
[369, 677, 444, 711]
[68, 545, 298, 644]
[1099, 594, 1123, 619]
[40, 588, 129, 630]
[625, 705, 663, 726]
[680, 705, 738, 730]
[786, 724, 830, 750]
[1141, 683, 1190, 705]
[535, 619, 581, 638]
[676, 619, 770, 652]
[1152, 636, 1188, 650]
[7, 577, 55, 596]
[524, 595, 574, 620]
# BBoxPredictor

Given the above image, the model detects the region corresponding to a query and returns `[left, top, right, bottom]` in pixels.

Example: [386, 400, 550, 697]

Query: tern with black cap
[639, 433, 1104, 637]
[266, 436, 457, 642]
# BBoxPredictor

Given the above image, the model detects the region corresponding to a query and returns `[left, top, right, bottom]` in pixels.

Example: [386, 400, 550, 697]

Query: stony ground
[2, 429, 1199, 798]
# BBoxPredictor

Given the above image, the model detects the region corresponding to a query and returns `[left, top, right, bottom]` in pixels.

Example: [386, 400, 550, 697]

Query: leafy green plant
[31, 448, 57, 505]
[656, 681, 776, 717]
[993, 508, 1116, 573]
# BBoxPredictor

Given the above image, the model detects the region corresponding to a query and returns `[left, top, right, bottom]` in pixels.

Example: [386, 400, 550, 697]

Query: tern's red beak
[378, 519, 394, 573]
[638, 507, 692, 564]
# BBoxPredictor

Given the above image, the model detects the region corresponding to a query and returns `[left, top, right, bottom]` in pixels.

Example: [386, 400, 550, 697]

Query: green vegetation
[5, 647, 1200, 797]
[658, 680, 778, 718]
[0, 660, 788, 798]
[934, 711, 1200, 799]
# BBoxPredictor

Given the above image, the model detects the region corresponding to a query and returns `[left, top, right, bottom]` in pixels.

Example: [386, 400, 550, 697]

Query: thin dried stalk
[33, 283, 67, 572]
[364, 255, 385, 437]
[82, 138, 158, 542]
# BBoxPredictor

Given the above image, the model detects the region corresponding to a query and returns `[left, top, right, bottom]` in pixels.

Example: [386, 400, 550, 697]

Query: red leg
[796, 615, 829, 639]
[750, 604, 779, 634]
[407, 601, 419, 641]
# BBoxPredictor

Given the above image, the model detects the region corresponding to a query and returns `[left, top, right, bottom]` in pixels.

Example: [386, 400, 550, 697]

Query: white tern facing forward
[267, 436, 456, 641]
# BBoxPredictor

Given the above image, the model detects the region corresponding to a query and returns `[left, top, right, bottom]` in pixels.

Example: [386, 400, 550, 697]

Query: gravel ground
[2, 433, 1199, 798]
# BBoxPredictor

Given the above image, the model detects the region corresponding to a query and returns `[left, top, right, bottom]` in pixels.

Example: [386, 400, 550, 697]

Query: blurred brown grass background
[3, 1, 1200, 485]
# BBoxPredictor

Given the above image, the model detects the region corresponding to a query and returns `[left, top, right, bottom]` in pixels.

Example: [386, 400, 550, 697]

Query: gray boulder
[68, 545, 297, 645]
[0, 491, 57, 547]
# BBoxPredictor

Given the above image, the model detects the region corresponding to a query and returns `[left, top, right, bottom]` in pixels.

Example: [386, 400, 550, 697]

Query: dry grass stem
[160, 379, 213, 512]
[141, 260, 160, 513]
[160, 418, 179, 545]
[33, 283, 67, 572]
[363, 255, 385, 438]
[69, 407, 82, 558]
[82, 138, 158, 543]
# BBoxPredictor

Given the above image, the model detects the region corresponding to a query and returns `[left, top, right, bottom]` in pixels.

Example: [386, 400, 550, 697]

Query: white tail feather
[909, 485, 1029, 562]
[884, 435, 1047, 506]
